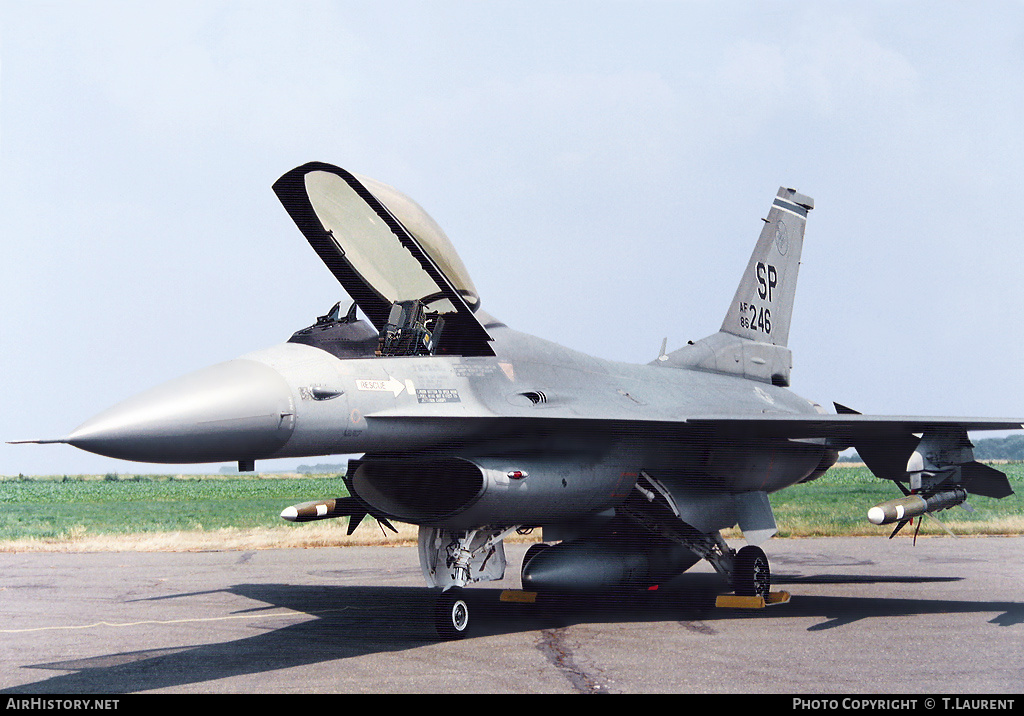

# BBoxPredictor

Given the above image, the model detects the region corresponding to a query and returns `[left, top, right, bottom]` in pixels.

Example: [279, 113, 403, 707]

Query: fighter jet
[19, 162, 1021, 638]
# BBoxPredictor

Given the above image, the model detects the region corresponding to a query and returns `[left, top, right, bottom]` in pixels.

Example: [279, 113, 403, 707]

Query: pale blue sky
[2, 2, 1022, 474]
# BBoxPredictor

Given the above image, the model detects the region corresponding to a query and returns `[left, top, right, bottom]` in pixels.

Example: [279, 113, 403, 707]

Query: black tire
[434, 587, 470, 640]
[733, 545, 770, 597]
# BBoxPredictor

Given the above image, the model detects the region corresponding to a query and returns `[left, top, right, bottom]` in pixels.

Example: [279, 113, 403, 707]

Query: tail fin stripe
[771, 198, 808, 217]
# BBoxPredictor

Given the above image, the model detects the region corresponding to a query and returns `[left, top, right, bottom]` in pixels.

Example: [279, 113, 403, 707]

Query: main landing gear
[716, 544, 790, 608]
[733, 545, 771, 598]
[430, 543, 781, 638]
[427, 526, 780, 638]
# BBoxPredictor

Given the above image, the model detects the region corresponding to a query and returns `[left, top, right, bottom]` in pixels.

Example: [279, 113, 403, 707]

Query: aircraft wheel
[733, 545, 770, 597]
[434, 587, 470, 640]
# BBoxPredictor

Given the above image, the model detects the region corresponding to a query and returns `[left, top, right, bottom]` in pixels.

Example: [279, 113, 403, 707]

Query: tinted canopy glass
[273, 162, 492, 356]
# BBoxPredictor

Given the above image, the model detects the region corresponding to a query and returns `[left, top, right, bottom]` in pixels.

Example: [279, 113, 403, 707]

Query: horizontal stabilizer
[835, 403, 1014, 498]
[961, 461, 1014, 498]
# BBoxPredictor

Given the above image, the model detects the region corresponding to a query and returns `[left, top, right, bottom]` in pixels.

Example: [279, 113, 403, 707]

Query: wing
[363, 411, 1022, 499]
[364, 410, 1023, 441]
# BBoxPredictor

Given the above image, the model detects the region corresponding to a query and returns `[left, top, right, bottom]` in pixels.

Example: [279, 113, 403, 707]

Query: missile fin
[889, 519, 909, 539]
[346, 509, 368, 535]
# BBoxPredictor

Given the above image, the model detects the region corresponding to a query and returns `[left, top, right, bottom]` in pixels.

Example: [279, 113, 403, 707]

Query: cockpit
[275, 163, 494, 358]
[287, 300, 379, 359]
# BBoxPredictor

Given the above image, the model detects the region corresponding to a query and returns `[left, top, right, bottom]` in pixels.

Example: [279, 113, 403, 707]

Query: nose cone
[67, 359, 295, 464]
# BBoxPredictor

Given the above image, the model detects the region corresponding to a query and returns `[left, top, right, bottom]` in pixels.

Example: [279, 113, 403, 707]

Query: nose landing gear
[434, 587, 471, 640]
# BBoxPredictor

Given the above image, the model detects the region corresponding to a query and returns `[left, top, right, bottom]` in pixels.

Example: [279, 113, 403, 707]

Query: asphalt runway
[1, 536, 1022, 694]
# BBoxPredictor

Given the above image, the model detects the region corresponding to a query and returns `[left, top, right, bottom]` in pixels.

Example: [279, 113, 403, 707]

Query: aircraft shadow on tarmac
[5, 574, 1023, 694]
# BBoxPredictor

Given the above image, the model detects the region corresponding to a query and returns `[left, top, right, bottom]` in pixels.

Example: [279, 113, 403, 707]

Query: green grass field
[769, 463, 1024, 537]
[0, 473, 349, 541]
[0, 464, 1021, 546]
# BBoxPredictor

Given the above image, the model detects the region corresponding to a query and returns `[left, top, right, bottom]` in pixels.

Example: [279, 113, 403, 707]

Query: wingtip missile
[867, 487, 968, 526]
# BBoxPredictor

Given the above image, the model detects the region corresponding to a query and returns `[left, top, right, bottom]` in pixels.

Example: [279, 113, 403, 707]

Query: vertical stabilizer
[720, 188, 813, 348]
[656, 187, 813, 387]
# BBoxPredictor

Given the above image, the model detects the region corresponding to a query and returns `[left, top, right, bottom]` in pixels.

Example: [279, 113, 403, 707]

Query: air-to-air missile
[280, 498, 350, 522]
[866, 487, 968, 526]
[280, 494, 398, 535]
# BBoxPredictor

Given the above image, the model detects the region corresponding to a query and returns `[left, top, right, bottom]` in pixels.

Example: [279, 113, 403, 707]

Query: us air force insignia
[774, 221, 789, 256]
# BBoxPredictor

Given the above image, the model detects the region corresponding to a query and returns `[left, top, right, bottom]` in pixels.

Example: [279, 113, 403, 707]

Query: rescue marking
[356, 378, 405, 396]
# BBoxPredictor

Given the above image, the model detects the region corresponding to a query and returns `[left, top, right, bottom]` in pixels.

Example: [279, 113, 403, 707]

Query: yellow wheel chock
[715, 590, 791, 609]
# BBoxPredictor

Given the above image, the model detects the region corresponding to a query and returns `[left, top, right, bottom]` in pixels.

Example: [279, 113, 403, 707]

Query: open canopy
[274, 162, 493, 356]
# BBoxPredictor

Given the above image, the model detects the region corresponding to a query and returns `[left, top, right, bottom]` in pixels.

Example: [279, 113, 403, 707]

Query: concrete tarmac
[1, 536, 1022, 694]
